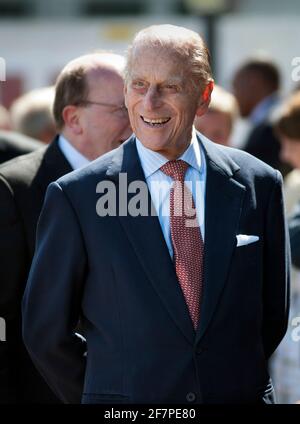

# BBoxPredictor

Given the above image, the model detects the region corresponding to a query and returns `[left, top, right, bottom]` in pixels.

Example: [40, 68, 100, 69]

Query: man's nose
[143, 86, 161, 110]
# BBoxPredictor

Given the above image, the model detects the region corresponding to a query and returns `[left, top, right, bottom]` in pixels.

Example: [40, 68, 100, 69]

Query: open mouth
[141, 116, 171, 127]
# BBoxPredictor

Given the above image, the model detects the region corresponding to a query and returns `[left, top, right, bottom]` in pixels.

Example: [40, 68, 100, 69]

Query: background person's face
[79, 70, 132, 160]
[194, 109, 232, 146]
[233, 71, 259, 118]
[125, 47, 206, 160]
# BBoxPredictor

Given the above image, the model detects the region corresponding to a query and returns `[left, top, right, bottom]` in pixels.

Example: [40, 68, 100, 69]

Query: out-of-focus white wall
[0, 17, 204, 91]
[1, 14, 299, 95]
[217, 14, 300, 95]
[1, 13, 300, 148]
[236, 0, 300, 14]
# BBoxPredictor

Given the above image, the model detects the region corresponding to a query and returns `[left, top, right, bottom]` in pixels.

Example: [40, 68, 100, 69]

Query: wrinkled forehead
[132, 42, 187, 64]
[128, 44, 190, 81]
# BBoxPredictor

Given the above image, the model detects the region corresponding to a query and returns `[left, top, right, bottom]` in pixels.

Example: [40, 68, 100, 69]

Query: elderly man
[23, 25, 289, 404]
[0, 52, 131, 403]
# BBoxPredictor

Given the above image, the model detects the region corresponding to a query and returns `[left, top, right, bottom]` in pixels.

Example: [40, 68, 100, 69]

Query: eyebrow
[130, 75, 184, 85]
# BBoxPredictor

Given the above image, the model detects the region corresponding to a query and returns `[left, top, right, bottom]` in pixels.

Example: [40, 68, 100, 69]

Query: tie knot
[160, 160, 189, 182]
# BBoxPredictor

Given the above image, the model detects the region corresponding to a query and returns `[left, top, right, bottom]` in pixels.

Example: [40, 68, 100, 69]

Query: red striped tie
[160, 160, 204, 329]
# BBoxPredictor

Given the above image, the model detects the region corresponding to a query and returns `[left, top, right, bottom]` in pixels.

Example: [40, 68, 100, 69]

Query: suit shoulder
[56, 145, 119, 189]
[213, 143, 280, 181]
[0, 130, 42, 149]
[0, 147, 47, 188]
[0, 130, 43, 162]
[198, 131, 281, 195]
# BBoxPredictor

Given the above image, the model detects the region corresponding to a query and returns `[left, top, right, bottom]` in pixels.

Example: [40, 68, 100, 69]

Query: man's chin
[139, 139, 164, 150]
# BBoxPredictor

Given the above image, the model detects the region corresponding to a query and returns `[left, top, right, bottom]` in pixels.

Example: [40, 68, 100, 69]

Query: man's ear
[195, 81, 214, 117]
[62, 105, 82, 135]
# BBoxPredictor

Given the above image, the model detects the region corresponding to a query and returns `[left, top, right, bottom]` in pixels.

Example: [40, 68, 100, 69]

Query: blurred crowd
[0, 49, 300, 404]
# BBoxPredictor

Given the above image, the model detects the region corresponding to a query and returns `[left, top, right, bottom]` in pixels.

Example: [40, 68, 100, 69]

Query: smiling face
[125, 46, 210, 160]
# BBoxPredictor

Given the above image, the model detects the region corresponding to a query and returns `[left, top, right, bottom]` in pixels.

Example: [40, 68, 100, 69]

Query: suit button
[186, 392, 196, 402]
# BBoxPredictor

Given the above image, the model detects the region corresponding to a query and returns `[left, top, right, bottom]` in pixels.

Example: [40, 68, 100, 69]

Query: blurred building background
[1, 0, 300, 109]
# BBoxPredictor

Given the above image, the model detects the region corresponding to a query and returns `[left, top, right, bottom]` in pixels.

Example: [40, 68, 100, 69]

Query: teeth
[142, 116, 170, 124]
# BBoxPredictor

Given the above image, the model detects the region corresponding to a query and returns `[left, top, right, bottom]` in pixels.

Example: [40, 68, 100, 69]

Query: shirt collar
[135, 127, 202, 179]
[58, 134, 90, 170]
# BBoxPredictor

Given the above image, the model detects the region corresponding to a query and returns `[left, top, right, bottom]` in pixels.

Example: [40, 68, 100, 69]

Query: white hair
[125, 24, 213, 88]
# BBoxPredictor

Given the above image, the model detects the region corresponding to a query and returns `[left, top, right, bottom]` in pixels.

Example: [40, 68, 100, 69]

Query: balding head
[53, 52, 131, 160]
[53, 52, 126, 130]
[61, 53, 126, 78]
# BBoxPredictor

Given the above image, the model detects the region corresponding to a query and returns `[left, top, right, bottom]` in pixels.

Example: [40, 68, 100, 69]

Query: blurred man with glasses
[0, 52, 131, 404]
[54, 53, 131, 163]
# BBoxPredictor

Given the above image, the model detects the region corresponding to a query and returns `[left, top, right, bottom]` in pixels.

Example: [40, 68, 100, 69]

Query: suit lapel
[106, 135, 246, 345]
[27, 136, 73, 255]
[36, 136, 73, 196]
[195, 136, 246, 345]
[107, 136, 196, 344]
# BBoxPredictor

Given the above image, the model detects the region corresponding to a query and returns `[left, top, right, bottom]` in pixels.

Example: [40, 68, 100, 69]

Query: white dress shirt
[58, 135, 90, 170]
[136, 129, 207, 259]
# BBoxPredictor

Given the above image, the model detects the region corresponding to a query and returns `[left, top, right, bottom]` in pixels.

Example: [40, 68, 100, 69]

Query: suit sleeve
[0, 175, 28, 403]
[262, 170, 290, 359]
[22, 181, 87, 404]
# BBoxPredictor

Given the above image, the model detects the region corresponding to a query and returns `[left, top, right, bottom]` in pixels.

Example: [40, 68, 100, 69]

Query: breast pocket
[235, 239, 260, 257]
[230, 239, 262, 280]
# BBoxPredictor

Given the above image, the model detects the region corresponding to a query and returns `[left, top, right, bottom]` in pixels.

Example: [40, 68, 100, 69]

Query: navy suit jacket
[22, 133, 290, 404]
[0, 138, 71, 403]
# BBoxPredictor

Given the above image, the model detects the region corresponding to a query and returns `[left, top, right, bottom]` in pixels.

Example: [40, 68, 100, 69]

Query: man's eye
[132, 81, 145, 89]
[164, 85, 179, 92]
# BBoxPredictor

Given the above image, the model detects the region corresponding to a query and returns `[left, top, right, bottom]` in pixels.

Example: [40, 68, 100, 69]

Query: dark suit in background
[1, 50, 130, 403]
[0, 137, 71, 403]
[232, 60, 291, 177]
[0, 130, 43, 164]
[289, 201, 300, 269]
[22, 135, 290, 404]
[244, 122, 291, 177]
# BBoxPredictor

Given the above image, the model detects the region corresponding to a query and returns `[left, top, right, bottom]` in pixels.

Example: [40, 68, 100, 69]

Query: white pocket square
[236, 234, 259, 247]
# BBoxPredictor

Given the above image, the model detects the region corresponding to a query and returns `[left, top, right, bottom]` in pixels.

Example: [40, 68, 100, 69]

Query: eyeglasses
[78, 100, 128, 117]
